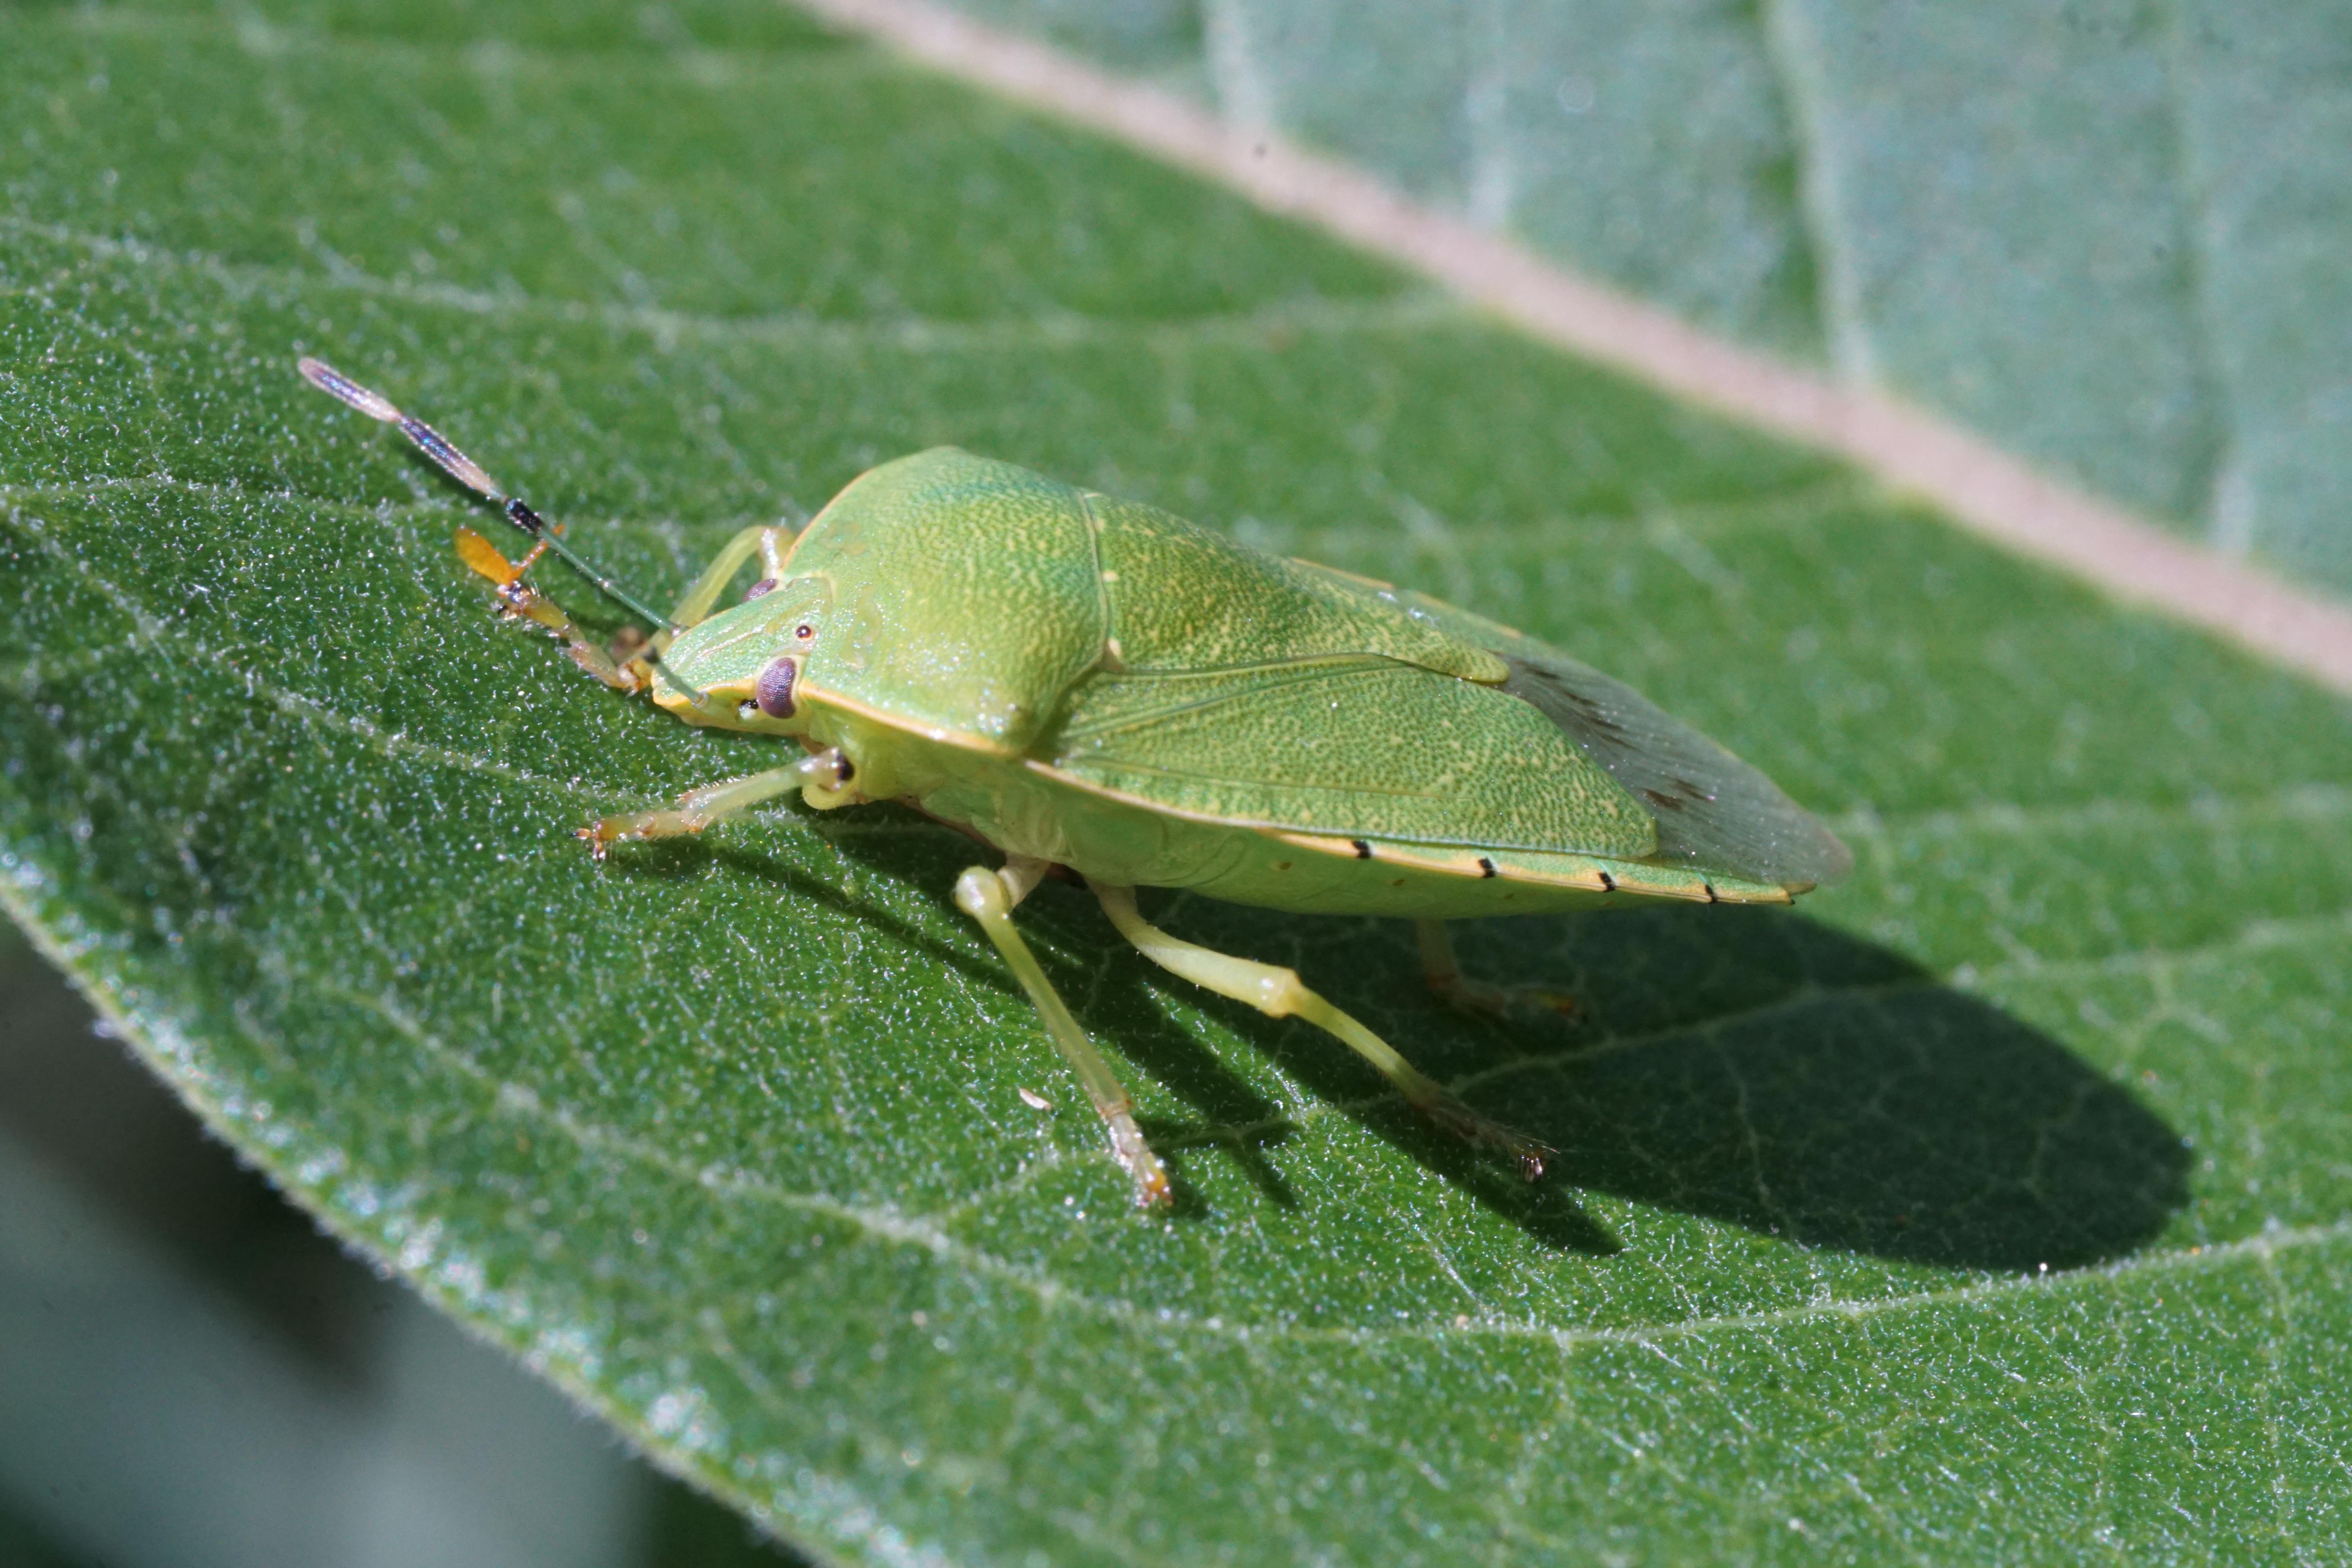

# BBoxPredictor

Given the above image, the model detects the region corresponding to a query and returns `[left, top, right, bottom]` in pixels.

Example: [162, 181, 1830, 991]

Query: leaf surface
[5, 3, 2352, 1562]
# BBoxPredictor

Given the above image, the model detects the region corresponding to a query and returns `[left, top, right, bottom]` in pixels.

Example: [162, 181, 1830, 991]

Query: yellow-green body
[657, 448, 1849, 911]
[302, 357, 1844, 1207]
[794, 713, 1704, 919]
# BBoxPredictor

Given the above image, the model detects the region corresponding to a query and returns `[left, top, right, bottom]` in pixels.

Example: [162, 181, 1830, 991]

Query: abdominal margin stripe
[793, 0, 2352, 699]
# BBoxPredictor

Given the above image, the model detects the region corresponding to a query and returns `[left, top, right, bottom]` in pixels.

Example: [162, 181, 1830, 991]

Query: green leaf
[951, 0, 2352, 594]
[6, 2, 2352, 1562]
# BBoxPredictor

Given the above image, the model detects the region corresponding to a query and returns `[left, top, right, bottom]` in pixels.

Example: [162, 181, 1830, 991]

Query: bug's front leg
[1415, 920, 1579, 1021]
[581, 750, 858, 858]
[666, 524, 794, 629]
[1096, 886, 1549, 1180]
[455, 526, 651, 691]
[955, 858, 1172, 1210]
[580, 762, 811, 859]
[457, 522, 793, 690]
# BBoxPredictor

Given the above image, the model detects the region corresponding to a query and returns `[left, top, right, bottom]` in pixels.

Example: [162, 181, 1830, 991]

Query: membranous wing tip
[1501, 653, 1851, 889]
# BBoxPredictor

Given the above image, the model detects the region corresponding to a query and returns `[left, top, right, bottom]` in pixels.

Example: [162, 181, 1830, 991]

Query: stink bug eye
[755, 656, 799, 719]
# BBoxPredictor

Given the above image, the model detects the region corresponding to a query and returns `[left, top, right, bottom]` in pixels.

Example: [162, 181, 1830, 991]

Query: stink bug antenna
[296, 358, 688, 641]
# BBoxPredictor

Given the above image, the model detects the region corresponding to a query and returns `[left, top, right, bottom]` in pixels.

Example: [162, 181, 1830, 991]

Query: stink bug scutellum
[300, 358, 1849, 1209]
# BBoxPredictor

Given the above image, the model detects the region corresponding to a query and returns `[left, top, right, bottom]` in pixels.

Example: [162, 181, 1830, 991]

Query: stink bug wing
[1088, 492, 1506, 682]
[1350, 577, 1852, 891]
[1045, 658, 1660, 860]
[1496, 650, 1853, 890]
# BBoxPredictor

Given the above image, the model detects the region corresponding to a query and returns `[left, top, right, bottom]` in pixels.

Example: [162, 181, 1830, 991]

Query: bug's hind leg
[1415, 921, 1579, 1022]
[1094, 885, 1547, 1180]
[956, 860, 1172, 1210]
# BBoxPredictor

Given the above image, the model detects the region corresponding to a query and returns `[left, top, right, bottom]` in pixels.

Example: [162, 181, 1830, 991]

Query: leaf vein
[0, 212, 1454, 359]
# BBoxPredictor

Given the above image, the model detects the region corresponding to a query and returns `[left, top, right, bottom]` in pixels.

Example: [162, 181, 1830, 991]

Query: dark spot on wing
[1478, 857, 1498, 878]
[1352, 839, 1373, 859]
[1597, 871, 1617, 892]
[1549, 681, 1626, 735]
[1641, 775, 1718, 814]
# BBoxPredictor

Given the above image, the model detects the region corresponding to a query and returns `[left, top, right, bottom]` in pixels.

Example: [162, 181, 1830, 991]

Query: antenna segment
[296, 357, 684, 637]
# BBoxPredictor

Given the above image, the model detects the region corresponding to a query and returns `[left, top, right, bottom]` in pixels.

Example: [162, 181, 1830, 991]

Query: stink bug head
[653, 574, 831, 734]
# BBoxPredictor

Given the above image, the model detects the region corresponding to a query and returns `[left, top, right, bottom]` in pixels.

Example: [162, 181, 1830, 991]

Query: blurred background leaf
[952, 0, 2352, 593]
[3, 1, 2350, 1564]
[0, 918, 800, 1568]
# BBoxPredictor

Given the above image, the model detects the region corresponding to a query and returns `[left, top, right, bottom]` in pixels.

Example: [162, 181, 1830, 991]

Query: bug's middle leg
[955, 858, 1172, 1210]
[1093, 884, 1547, 1179]
[1416, 920, 1579, 1021]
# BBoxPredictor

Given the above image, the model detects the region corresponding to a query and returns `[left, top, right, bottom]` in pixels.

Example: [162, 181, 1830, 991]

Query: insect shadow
[1133, 891, 2192, 1272]
[668, 815, 2188, 1272]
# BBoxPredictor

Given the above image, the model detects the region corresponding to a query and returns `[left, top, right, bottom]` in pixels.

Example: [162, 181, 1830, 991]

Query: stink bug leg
[1416, 920, 1580, 1022]
[577, 751, 856, 858]
[578, 763, 808, 860]
[957, 859, 1174, 1209]
[1094, 886, 1550, 1180]
[453, 524, 648, 692]
[667, 523, 795, 628]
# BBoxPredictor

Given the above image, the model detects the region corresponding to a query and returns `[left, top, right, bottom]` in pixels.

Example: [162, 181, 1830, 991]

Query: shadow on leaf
[699, 816, 2186, 1273]
[1121, 894, 2190, 1272]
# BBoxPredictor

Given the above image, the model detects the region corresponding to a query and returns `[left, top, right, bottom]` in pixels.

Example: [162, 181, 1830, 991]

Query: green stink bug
[299, 359, 1850, 1210]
